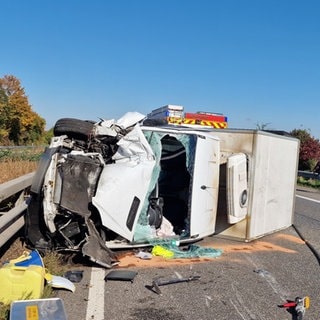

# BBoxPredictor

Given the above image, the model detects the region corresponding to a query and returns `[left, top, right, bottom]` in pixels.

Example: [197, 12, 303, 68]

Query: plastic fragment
[151, 245, 175, 258]
[63, 270, 84, 283]
[135, 251, 153, 260]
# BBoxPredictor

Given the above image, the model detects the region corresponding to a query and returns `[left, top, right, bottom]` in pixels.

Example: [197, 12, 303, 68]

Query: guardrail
[298, 170, 320, 180]
[0, 172, 34, 248]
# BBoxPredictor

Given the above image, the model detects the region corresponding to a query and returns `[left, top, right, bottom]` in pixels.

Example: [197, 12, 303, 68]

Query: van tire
[54, 118, 95, 140]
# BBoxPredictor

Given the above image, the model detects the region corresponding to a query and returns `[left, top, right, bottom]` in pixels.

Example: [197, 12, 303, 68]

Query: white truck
[26, 112, 299, 267]
[146, 104, 184, 121]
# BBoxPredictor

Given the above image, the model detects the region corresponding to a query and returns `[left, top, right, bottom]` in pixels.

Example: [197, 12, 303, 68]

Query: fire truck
[146, 105, 228, 129]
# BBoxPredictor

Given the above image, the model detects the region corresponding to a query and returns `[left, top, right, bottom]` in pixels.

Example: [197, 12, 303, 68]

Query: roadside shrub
[0, 147, 44, 162]
[297, 176, 320, 189]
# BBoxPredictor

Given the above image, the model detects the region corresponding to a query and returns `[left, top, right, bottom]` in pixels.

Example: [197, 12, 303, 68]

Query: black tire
[53, 118, 95, 140]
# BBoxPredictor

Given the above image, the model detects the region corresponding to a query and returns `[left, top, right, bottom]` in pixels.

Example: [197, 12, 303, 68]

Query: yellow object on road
[151, 245, 174, 258]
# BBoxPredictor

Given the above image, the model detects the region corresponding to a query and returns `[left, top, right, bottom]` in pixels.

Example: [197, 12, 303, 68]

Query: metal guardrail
[0, 172, 34, 248]
[298, 170, 320, 180]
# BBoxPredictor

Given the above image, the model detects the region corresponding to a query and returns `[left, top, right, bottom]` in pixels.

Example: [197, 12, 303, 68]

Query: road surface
[57, 187, 320, 320]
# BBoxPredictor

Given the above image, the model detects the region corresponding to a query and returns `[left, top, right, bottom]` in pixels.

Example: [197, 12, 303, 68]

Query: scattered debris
[279, 296, 310, 320]
[135, 251, 153, 260]
[147, 274, 201, 295]
[253, 269, 270, 276]
[45, 274, 75, 292]
[151, 243, 223, 259]
[10, 298, 67, 320]
[63, 270, 84, 283]
[151, 245, 175, 258]
[104, 270, 138, 283]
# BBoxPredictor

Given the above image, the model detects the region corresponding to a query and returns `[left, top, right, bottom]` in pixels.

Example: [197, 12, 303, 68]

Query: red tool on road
[280, 296, 310, 320]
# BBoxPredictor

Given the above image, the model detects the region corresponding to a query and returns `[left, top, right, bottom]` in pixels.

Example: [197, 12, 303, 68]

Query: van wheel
[53, 118, 95, 140]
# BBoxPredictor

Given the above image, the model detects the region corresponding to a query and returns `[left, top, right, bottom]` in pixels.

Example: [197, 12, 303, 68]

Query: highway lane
[57, 189, 320, 320]
[295, 186, 320, 255]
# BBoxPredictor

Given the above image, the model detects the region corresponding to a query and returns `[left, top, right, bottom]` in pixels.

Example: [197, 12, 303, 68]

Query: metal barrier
[0, 172, 34, 248]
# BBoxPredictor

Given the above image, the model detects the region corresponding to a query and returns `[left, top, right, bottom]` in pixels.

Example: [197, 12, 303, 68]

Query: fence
[0, 173, 34, 248]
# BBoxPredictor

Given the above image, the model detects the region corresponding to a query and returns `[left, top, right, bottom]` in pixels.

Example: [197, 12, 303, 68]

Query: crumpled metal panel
[58, 154, 103, 216]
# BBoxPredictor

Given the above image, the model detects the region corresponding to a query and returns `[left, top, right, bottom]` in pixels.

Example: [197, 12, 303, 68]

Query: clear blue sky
[1, 0, 319, 138]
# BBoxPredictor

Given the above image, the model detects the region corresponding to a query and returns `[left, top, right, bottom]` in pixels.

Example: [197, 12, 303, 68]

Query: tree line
[0, 75, 47, 145]
[1, 74, 320, 171]
[290, 128, 320, 171]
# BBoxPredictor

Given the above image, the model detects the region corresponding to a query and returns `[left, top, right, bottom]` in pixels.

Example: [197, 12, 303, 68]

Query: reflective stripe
[167, 117, 183, 124]
[167, 117, 228, 128]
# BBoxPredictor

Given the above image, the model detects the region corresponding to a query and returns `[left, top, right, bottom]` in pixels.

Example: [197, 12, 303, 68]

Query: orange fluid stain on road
[116, 235, 301, 268]
[219, 241, 297, 254]
[116, 253, 212, 268]
[274, 233, 305, 244]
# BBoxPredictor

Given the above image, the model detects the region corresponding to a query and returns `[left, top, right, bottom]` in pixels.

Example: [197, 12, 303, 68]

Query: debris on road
[63, 270, 84, 283]
[135, 251, 153, 260]
[10, 298, 67, 320]
[147, 273, 201, 295]
[279, 296, 310, 320]
[104, 270, 138, 283]
[151, 243, 223, 259]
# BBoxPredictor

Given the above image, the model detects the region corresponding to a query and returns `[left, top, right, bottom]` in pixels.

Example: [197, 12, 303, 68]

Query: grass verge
[297, 176, 320, 189]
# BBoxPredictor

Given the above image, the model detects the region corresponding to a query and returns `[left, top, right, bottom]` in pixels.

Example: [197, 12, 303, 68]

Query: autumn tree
[0, 87, 9, 143]
[290, 129, 320, 171]
[0, 75, 46, 145]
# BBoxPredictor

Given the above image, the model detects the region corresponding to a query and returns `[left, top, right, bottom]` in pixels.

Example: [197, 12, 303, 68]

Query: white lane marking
[230, 282, 260, 320]
[86, 267, 105, 320]
[296, 194, 320, 204]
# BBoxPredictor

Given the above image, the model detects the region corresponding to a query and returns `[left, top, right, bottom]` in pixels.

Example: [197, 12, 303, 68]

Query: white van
[26, 113, 220, 267]
[26, 112, 299, 268]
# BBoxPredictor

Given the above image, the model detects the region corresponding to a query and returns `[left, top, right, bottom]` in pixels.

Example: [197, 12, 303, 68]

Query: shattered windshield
[134, 130, 196, 241]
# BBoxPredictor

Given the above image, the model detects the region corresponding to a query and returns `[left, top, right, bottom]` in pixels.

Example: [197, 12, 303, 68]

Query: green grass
[0, 147, 44, 162]
[297, 176, 320, 189]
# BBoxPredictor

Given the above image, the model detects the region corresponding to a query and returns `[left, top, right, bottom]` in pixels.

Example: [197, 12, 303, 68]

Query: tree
[0, 75, 46, 145]
[290, 129, 320, 171]
[0, 87, 10, 143]
[255, 122, 271, 130]
[43, 127, 54, 145]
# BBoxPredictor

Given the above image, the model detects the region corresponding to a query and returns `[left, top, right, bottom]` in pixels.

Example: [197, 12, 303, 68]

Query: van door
[190, 134, 220, 238]
[226, 153, 248, 224]
[92, 126, 156, 241]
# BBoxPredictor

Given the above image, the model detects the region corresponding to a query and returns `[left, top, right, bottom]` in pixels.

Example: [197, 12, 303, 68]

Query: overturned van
[25, 113, 221, 267]
[25, 112, 300, 268]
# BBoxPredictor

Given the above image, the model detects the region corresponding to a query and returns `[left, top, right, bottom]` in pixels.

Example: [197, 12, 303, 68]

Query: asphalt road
[57, 187, 320, 320]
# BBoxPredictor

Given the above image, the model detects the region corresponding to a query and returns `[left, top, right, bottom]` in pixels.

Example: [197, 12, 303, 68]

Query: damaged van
[26, 111, 300, 268]
[25, 112, 221, 268]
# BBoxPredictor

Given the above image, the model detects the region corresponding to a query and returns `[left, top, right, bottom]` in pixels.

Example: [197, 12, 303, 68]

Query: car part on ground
[148, 274, 201, 295]
[279, 296, 310, 320]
